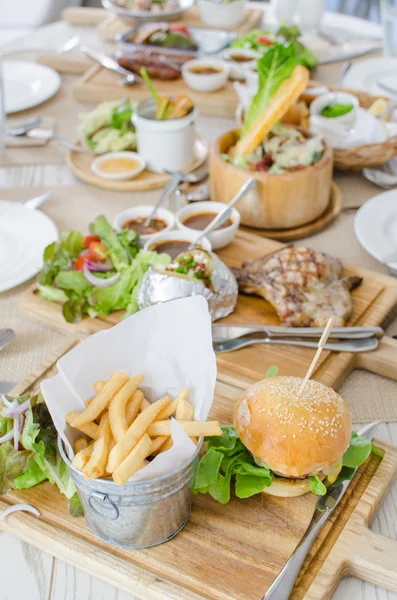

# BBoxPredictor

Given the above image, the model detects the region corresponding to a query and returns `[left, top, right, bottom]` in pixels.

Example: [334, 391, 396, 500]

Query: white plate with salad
[0, 202, 58, 293]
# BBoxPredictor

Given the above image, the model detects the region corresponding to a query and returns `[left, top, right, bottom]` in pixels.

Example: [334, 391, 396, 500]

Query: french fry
[150, 435, 169, 454]
[175, 399, 194, 421]
[126, 389, 144, 426]
[83, 413, 111, 480]
[72, 443, 94, 471]
[109, 375, 144, 442]
[113, 434, 152, 486]
[66, 411, 99, 439]
[94, 380, 105, 393]
[155, 399, 178, 421]
[148, 420, 222, 438]
[140, 397, 150, 412]
[74, 437, 88, 453]
[175, 387, 189, 402]
[107, 395, 170, 473]
[72, 371, 129, 427]
[151, 436, 173, 455]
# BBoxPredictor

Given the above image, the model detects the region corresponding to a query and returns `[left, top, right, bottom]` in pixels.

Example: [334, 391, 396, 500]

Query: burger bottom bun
[261, 474, 326, 498]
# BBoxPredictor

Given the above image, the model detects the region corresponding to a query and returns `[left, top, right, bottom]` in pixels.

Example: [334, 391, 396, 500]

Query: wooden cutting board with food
[1, 329, 397, 600]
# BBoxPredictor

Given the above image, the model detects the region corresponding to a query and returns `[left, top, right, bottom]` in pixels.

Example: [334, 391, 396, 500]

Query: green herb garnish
[321, 103, 354, 118]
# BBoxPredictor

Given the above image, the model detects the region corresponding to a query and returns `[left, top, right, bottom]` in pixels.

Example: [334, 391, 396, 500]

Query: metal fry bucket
[59, 438, 201, 548]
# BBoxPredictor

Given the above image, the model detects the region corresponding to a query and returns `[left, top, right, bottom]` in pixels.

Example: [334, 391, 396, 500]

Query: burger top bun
[234, 376, 352, 478]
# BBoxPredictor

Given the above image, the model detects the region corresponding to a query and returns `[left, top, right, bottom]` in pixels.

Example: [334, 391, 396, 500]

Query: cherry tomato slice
[256, 35, 273, 46]
[83, 234, 100, 247]
[74, 256, 86, 271]
[88, 241, 108, 261]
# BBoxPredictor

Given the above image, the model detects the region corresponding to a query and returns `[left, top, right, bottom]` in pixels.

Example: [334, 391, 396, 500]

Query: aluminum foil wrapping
[138, 252, 238, 321]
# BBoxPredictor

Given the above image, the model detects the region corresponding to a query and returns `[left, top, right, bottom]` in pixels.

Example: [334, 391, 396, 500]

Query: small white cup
[176, 201, 240, 250]
[309, 91, 359, 148]
[182, 60, 230, 93]
[198, 0, 246, 28]
[91, 152, 146, 181]
[144, 229, 212, 255]
[297, 0, 325, 33]
[222, 48, 260, 81]
[113, 205, 175, 245]
[133, 98, 198, 173]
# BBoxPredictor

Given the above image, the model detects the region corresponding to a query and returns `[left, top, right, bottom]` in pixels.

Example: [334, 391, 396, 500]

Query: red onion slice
[83, 262, 120, 288]
[1, 394, 16, 409]
[5, 398, 31, 418]
[85, 258, 113, 272]
[0, 429, 14, 443]
[0, 504, 41, 521]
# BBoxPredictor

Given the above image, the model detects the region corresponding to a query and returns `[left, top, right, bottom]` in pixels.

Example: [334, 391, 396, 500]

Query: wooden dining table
[0, 8, 397, 600]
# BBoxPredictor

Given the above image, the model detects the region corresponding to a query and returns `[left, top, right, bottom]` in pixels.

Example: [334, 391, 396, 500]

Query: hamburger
[193, 371, 372, 503]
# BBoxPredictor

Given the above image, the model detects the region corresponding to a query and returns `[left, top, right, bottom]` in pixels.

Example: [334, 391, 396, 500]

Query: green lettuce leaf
[69, 492, 84, 517]
[55, 271, 92, 296]
[0, 442, 33, 495]
[265, 365, 279, 378]
[309, 475, 327, 495]
[90, 215, 130, 269]
[37, 284, 69, 303]
[242, 43, 297, 135]
[342, 432, 372, 468]
[276, 25, 318, 69]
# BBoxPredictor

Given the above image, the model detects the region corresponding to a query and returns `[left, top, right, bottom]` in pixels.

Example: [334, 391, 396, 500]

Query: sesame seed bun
[234, 376, 352, 481]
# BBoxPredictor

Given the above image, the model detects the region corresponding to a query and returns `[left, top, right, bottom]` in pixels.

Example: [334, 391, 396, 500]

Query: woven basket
[304, 81, 397, 171]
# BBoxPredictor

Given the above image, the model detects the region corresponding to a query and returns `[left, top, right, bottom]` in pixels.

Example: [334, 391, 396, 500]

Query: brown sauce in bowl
[123, 216, 167, 235]
[183, 212, 233, 231]
[189, 65, 223, 75]
[227, 54, 254, 63]
[151, 239, 190, 258]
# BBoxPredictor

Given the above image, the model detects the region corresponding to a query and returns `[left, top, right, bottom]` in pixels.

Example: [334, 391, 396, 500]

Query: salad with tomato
[37, 215, 170, 323]
[231, 25, 317, 70]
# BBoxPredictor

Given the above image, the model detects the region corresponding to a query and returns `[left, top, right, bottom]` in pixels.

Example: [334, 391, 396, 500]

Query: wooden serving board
[74, 65, 239, 118]
[1, 338, 397, 600]
[62, 6, 263, 40]
[67, 137, 208, 191]
[19, 229, 397, 392]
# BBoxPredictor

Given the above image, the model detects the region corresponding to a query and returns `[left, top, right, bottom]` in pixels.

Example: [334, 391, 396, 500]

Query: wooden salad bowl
[210, 129, 334, 230]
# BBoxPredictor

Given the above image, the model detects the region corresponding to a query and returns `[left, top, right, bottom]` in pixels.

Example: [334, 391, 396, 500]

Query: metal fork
[0, 329, 15, 352]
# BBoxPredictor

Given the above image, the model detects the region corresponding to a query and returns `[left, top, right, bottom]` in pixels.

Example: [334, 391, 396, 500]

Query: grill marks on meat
[232, 247, 362, 327]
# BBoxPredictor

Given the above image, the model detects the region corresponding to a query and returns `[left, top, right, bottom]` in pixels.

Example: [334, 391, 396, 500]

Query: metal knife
[212, 324, 384, 343]
[0, 382, 17, 394]
[262, 421, 379, 600]
[213, 336, 379, 354]
[80, 45, 142, 84]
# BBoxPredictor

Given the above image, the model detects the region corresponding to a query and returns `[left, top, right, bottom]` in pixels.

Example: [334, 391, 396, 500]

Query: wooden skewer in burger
[194, 318, 372, 502]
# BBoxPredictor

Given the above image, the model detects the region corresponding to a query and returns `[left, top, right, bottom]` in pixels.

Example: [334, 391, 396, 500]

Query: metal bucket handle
[88, 491, 120, 521]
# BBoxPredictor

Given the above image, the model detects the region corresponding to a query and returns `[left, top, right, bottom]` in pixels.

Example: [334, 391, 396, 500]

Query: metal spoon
[7, 117, 41, 137]
[188, 178, 256, 250]
[165, 166, 209, 183]
[0, 329, 15, 353]
[144, 174, 181, 227]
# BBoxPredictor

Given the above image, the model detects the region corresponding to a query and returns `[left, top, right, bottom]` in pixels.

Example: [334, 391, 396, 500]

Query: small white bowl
[91, 151, 146, 181]
[244, 62, 259, 95]
[176, 201, 240, 250]
[309, 91, 359, 148]
[182, 60, 230, 93]
[113, 205, 175, 245]
[222, 48, 260, 81]
[198, 0, 245, 28]
[143, 229, 212, 257]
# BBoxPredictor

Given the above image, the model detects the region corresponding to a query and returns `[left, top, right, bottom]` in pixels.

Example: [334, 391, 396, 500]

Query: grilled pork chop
[232, 247, 362, 327]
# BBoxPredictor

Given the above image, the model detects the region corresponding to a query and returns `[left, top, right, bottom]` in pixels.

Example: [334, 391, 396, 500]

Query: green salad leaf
[0, 394, 80, 515]
[342, 431, 372, 468]
[309, 475, 327, 495]
[242, 43, 297, 135]
[321, 103, 354, 118]
[231, 25, 317, 69]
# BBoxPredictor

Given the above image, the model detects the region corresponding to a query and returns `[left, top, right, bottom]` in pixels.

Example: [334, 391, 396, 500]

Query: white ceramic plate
[261, 7, 382, 64]
[354, 190, 397, 271]
[4, 61, 61, 114]
[343, 57, 397, 97]
[0, 202, 58, 292]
